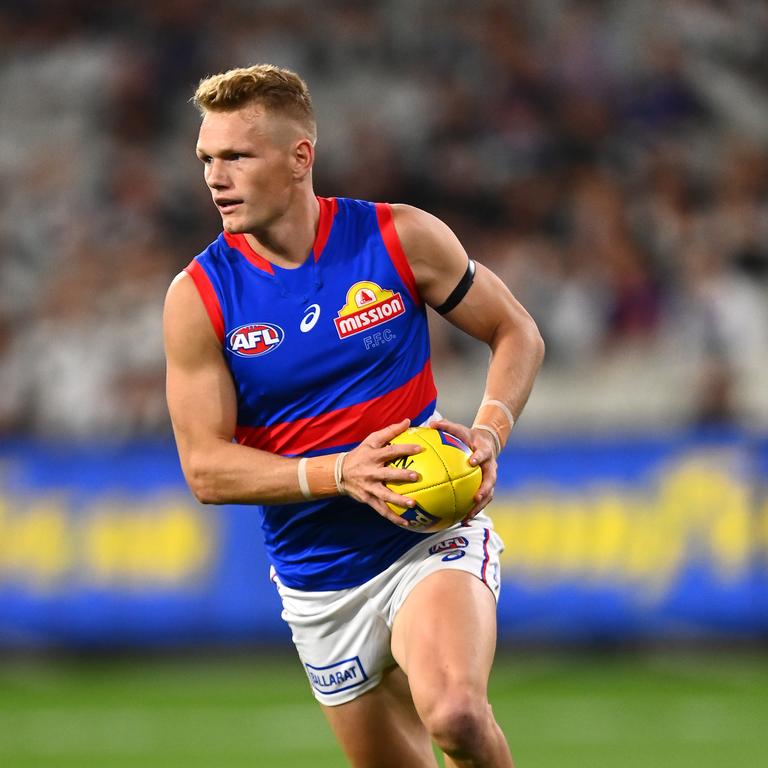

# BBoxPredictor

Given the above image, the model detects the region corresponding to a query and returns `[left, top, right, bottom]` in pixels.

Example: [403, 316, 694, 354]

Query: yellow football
[385, 426, 482, 532]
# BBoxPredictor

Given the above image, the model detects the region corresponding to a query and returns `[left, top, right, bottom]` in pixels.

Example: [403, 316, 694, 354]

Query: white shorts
[270, 513, 504, 706]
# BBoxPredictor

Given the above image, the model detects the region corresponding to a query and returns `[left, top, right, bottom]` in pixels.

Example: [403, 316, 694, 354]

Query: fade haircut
[193, 64, 316, 141]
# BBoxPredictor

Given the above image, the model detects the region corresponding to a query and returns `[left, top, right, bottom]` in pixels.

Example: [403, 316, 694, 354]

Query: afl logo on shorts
[229, 322, 284, 357]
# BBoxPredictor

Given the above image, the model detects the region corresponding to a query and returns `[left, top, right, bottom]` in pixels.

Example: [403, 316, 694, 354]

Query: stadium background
[1, 1, 767, 766]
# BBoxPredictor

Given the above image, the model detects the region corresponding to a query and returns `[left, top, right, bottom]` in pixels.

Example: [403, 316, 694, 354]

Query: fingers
[428, 418, 469, 441]
[352, 418, 502, 530]
[366, 496, 413, 528]
[468, 441, 495, 468]
[366, 418, 412, 448]
[341, 423, 423, 526]
[429, 418, 494, 467]
[348, 442, 423, 485]
[469, 440, 499, 517]
[465, 467, 496, 520]
[382, 489, 418, 511]
[380, 442, 424, 465]
[427, 419, 500, 522]
[367, 462, 428, 527]
[476, 469, 496, 503]
[362, 433, 424, 484]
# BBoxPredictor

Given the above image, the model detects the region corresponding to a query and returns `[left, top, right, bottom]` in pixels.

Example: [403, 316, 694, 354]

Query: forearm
[177, 421, 425, 531]
[473, 314, 545, 450]
[179, 436, 340, 505]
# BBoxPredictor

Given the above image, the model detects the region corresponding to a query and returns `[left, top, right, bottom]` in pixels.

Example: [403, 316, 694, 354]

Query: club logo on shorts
[228, 322, 284, 357]
[334, 281, 405, 339]
[305, 656, 368, 695]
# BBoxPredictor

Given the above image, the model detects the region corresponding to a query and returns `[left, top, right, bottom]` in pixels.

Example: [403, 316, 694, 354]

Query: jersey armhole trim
[375, 202, 421, 306]
[184, 260, 225, 344]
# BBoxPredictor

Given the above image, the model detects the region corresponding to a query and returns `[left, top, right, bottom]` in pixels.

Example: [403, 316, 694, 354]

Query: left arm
[391, 204, 545, 515]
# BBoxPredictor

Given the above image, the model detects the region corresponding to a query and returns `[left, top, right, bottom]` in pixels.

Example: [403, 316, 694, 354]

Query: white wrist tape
[473, 423, 501, 458]
[481, 398, 515, 431]
[297, 457, 313, 500]
[334, 452, 348, 494]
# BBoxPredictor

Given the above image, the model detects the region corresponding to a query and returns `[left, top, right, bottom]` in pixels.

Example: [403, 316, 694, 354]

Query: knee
[421, 691, 494, 757]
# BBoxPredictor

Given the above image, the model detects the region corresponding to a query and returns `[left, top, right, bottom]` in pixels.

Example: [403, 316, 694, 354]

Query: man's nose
[206, 159, 229, 189]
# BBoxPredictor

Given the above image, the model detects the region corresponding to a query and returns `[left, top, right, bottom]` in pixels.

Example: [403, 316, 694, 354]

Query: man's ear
[292, 138, 314, 180]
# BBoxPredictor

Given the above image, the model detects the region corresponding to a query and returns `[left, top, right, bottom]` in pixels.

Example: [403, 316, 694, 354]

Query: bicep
[441, 261, 534, 345]
[163, 273, 236, 462]
[391, 204, 531, 344]
[391, 205, 544, 435]
[390, 204, 470, 310]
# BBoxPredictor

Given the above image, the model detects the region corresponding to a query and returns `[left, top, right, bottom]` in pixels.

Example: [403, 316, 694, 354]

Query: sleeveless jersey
[185, 197, 439, 590]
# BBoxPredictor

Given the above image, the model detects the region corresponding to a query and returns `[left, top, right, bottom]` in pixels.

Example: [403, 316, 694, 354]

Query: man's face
[196, 105, 301, 233]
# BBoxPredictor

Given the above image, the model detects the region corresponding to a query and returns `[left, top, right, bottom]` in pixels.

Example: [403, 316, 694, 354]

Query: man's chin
[222, 218, 246, 234]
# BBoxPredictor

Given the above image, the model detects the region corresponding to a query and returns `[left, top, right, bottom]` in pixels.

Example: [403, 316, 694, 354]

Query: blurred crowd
[1, 0, 768, 438]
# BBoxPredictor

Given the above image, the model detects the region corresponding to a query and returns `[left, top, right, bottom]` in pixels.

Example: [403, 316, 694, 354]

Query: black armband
[434, 259, 476, 315]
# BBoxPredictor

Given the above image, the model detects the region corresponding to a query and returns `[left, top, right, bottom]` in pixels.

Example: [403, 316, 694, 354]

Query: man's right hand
[340, 419, 424, 528]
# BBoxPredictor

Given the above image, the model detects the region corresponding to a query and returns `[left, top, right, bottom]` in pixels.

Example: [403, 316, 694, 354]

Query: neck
[244, 189, 319, 268]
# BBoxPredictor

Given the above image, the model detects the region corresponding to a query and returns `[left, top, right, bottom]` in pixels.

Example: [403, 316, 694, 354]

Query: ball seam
[430, 436, 458, 515]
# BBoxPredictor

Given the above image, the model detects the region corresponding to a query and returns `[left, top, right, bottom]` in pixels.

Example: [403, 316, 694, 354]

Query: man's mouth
[215, 198, 242, 213]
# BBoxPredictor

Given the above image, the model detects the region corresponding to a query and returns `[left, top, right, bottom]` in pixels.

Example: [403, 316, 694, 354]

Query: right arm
[163, 271, 419, 525]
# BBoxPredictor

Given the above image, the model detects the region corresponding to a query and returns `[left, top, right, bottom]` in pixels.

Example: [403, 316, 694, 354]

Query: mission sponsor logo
[334, 280, 405, 339]
[305, 656, 368, 695]
[228, 322, 284, 357]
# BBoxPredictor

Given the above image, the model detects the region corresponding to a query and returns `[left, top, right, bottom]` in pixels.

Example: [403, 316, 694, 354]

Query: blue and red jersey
[185, 197, 438, 589]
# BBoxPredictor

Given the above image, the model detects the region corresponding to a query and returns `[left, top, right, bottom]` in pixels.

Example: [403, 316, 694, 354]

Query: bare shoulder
[163, 271, 221, 362]
[389, 204, 469, 308]
[389, 204, 461, 261]
[165, 269, 195, 302]
[164, 271, 200, 330]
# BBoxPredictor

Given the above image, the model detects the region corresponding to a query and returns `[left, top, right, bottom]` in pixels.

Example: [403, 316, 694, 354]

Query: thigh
[391, 569, 498, 706]
[322, 665, 439, 768]
[388, 517, 503, 693]
[273, 573, 395, 705]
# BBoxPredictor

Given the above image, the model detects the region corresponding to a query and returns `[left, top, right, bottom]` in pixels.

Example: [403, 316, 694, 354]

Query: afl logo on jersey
[228, 323, 284, 357]
[334, 281, 405, 339]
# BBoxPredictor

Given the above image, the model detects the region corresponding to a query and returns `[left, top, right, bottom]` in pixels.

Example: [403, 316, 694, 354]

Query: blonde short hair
[193, 64, 316, 140]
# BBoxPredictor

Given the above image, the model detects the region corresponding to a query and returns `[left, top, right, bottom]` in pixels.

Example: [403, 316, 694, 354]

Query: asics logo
[300, 304, 321, 333]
